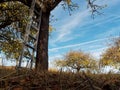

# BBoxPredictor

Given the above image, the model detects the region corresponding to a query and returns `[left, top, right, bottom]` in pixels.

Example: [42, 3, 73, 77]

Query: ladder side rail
[18, 0, 36, 68]
[30, 10, 42, 69]
[35, 9, 42, 51]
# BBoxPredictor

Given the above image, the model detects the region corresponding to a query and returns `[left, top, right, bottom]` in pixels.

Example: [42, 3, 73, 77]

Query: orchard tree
[0, 2, 29, 66]
[0, 0, 104, 71]
[55, 50, 97, 72]
[100, 37, 120, 68]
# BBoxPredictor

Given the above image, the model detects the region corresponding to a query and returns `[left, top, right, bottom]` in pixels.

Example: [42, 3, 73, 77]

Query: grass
[0, 66, 120, 90]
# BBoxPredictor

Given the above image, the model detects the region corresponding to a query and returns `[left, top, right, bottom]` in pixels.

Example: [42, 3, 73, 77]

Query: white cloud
[49, 54, 62, 61]
[94, 15, 120, 27]
[49, 38, 109, 52]
[50, 10, 89, 45]
[49, 54, 63, 68]
[102, 0, 120, 6]
[75, 13, 120, 32]
[95, 26, 120, 39]
[90, 47, 108, 59]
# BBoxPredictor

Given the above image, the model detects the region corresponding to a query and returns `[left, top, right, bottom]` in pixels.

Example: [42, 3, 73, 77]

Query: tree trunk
[76, 67, 80, 73]
[35, 11, 50, 71]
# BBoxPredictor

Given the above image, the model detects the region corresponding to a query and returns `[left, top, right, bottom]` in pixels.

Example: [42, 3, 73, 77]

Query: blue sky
[49, 0, 120, 67]
[0, 0, 120, 68]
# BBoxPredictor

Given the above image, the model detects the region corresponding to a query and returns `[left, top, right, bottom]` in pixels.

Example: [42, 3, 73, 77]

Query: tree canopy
[0, 2, 29, 60]
[55, 50, 97, 72]
[100, 37, 120, 68]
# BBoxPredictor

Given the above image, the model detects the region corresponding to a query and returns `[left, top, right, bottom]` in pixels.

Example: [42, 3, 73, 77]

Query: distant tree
[55, 50, 97, 72]
[100, 37, 120, 68]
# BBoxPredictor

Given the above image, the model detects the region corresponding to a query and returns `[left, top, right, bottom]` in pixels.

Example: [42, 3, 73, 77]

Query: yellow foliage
[49, 25, 53, 32]
[1, 40, 22, 59]
[55, 50, 96, 72]
[2, 3, 7, 8]
[101, 59, 114, 66]
[66, 0, 71, 5]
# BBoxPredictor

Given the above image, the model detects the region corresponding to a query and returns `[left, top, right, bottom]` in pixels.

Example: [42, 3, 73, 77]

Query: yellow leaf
[49, 25, 53, 32]
[2, 3, 7, 8]
[66, 0, 71, 5]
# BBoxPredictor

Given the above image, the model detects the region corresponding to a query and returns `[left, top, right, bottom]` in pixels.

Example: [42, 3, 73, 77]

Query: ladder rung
[29, 34, 36, 40]
[34, 42, 37, 50]
[32, 17, 39, 22]
[34, 10, 40, 15]
[25, 43, 35, 50]
[24, 56, 31, 59]
[33, 17, 38, 22]
[31, 25, 39, 31]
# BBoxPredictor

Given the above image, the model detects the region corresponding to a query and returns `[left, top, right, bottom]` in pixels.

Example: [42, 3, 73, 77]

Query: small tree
[55, 50, 97, 72]
[100, 37, 120, 69]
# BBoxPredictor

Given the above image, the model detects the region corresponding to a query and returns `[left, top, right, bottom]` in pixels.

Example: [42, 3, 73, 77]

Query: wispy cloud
[95, 26, 120, 39]
[50, 10, 89, 45]
[90, 47, 109, 59]
[49, 54, 62, 61]
[49, 38, 109, 52]
[74, 13, 120, 32]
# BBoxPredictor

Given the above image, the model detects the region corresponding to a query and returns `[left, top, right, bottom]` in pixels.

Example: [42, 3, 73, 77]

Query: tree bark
[76, 68, 80, 72]
[35, 11, 50, 71]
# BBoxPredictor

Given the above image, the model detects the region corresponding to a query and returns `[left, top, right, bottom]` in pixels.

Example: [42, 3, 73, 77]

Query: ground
[0, 66, 120, 90]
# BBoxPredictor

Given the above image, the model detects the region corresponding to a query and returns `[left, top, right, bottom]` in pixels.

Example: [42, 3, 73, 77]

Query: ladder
[18, 0, 42, 69]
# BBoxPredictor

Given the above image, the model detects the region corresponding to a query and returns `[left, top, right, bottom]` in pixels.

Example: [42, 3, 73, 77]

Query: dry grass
[0, 67, 120, 90]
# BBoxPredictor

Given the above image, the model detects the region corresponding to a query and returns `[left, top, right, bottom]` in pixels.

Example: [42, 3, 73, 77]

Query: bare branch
[87, 0, 105, 18]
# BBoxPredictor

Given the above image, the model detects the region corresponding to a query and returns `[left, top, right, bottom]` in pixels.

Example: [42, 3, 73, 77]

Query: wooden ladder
[18, 0, 42, 69]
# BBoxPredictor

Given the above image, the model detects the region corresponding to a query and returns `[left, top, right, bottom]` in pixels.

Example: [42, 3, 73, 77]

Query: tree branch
[50, 0, 62, 11]
[0, 0, 31, 7]
[0, 21, 12, 29]
[0, 0, 42, 11]
[0, 34, 11, 42]
[87, 0, 104, 18]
